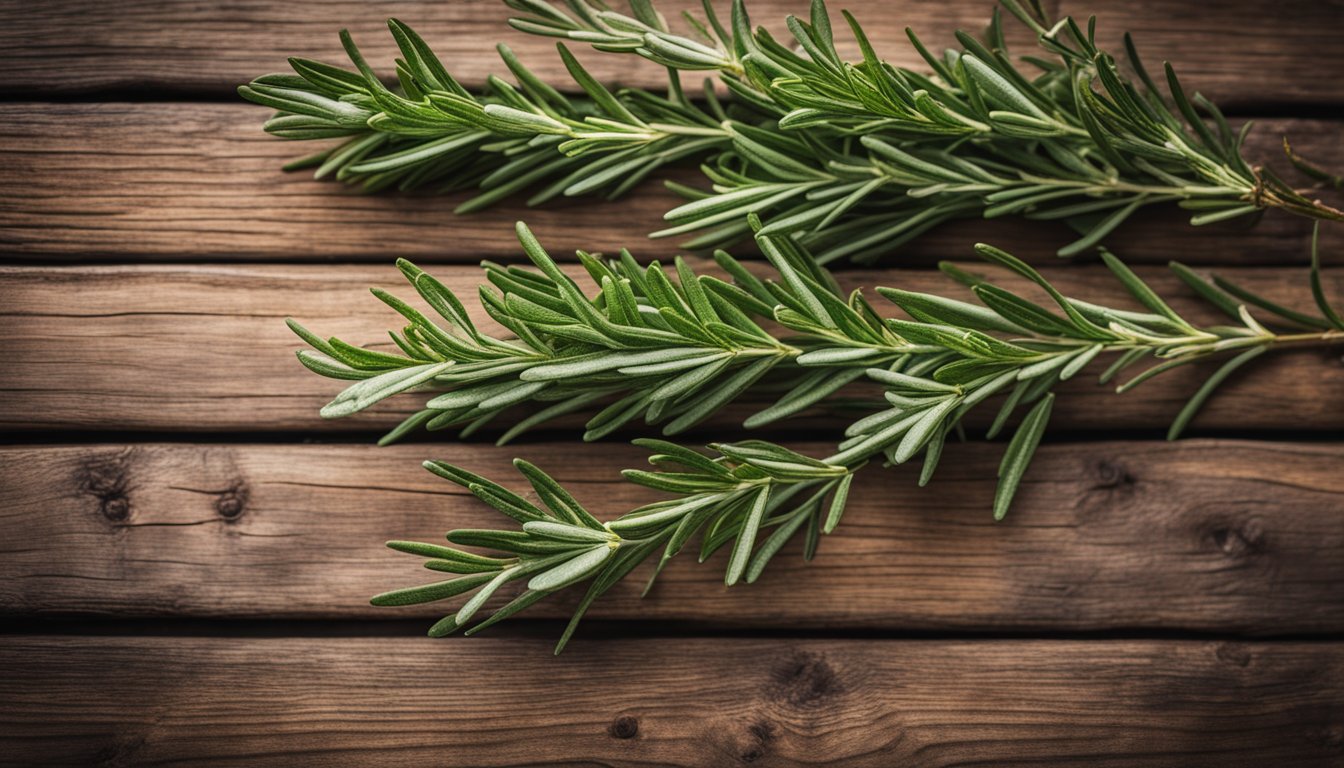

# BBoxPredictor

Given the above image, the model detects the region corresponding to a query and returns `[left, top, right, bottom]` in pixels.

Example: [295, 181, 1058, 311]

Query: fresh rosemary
[250, 0, 1344, 648]
[303, 224, 1342, 649]
[296, 221, 1343, 448]
[241, 0, 1343, 260]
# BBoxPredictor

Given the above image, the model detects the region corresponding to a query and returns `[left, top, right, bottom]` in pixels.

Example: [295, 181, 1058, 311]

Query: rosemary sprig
[291, 220, 919, 445]
[300, 221, 1344, 448]
[369, 227, 1344, 649]
[242, 0, 1344, 260]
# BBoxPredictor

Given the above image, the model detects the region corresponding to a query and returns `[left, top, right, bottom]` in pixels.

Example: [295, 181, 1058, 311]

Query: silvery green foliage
[354, 225, 1343, 649]
[241, 0, 1343, 262]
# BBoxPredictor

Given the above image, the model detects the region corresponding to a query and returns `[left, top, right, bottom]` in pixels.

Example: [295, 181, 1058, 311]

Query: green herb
[241, 0, 1343, 261]
[356, 225, 1343, 649]
[250, 0, 1344, 647]
[297, 219, 1343, 448]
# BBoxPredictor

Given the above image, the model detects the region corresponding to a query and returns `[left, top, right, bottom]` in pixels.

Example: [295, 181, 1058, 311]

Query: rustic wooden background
[2, 1, 1343, 765]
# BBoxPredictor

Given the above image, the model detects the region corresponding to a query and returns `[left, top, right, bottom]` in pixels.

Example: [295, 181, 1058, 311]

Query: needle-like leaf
[243, 0, 1344, 266]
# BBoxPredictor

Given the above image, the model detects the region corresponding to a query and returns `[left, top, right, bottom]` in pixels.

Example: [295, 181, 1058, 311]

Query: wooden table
[2, 1, 1342, 765]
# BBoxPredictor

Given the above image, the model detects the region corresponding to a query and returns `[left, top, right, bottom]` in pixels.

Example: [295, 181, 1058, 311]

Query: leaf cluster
[363, 226, 1344, 646]
[300, 219, 1342, 456]
[291, 219, 922, 445]
[239, 19, 733, 208]
[375, 439, 854, 653]
[242, 0, 1343, 263]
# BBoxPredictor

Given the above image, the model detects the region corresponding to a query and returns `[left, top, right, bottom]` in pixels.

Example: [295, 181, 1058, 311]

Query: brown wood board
[2, 0, 1341, 108]
[3, 262, 1342, 434]
[3, 440, 1342, 631]
[0, 636, 1340, 767]
[0, 105, 1340, 263]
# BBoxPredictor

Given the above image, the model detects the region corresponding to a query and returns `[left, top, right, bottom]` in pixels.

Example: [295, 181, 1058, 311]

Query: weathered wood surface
[3, 262, 1342, 434]
[1, 635, 1340, 767]
[4, 2, 1343, 762]
[3, 0, 1342, 108]
[0, 105, 1339, 264]
[3, 440, 1342, 631]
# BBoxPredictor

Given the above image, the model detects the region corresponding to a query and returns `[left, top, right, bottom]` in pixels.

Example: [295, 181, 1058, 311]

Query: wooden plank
[0, 0, 1340, 108]
[3, 262, 1342, 435]
[3, 440, 1342, 631]
[0, 105, 1340, 264]
[1, 635, 1340, 766]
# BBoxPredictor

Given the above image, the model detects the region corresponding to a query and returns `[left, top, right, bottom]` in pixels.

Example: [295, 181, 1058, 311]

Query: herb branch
[247, 0, 1344, 649]
[361, 224, 1343, 649]
[291, 220, 918, 445]
[297, 220, 1343, 448]
[242, 0, 1343, 261]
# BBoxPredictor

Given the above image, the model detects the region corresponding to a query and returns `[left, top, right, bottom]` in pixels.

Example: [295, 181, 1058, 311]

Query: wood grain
[1, 0, 1341, 108]
[0, 105, 1340, 264]
[1, 635, 1341, 767]
[3, 262, 1342, 435]
[3, 440, 1342, 632]
[2, 2, 1341, 761]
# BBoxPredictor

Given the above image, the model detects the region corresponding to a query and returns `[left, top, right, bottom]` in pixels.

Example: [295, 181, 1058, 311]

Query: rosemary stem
[1267, 330, 1344, 348]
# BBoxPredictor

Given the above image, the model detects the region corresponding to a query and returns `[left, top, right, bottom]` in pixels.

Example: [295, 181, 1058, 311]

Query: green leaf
[462, 589, 551, 636]
[1057, 197, 1145, 258]
[370, 572, 498, 606]
[878, 287, 1027, 335]
[320, 361, 453, 417]
[743, 503, 812, 583]
[1100, 251, 1186, 324]
[1168, 261, 1243, 320]
[521, 348, 707, 381]
[994, 392, 1054, 520]
[1210, 273, 1333, 330]
[918, 425, 948, 487]
[423, 460, 547, 523]
[961, 55, 1049, 120]
[865, 368, 961, 392]
[725, 486, 770, 586]
[664, 355, 778, 434]
[554, 538, 662, 654]
[514, 459, 606, 529]
[454, 569, 517, 624]
[1167, 346, 1266, 440]
[521, 520, 615, 543]
[528, 544, 616, 591]
[892, 396, 958, 463]
[446, 529, 578, 556]
[1309, 223, 1344, 330]
[635, 438, 733, 476]
[387, 540, 513, 567]
[973, 244, 1113, 339]
[822, 471, 854, 534]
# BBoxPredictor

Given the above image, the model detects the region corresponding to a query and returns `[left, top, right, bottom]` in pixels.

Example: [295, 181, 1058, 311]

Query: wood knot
[1207, 517, 1266, 558]
[738, 719, 776, 763]
[215, 482, 249, 521]
[608, 715, 639, 740]
[748, 720, 776, 744]
[1092, 459, 1133, 489]
[101, 496, 130, 522]
[766, 650, 842, 709]
[78, 449, 135, 523]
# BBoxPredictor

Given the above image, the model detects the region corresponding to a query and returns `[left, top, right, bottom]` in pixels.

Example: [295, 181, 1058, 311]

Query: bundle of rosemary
[244, 0, 1344, 649]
